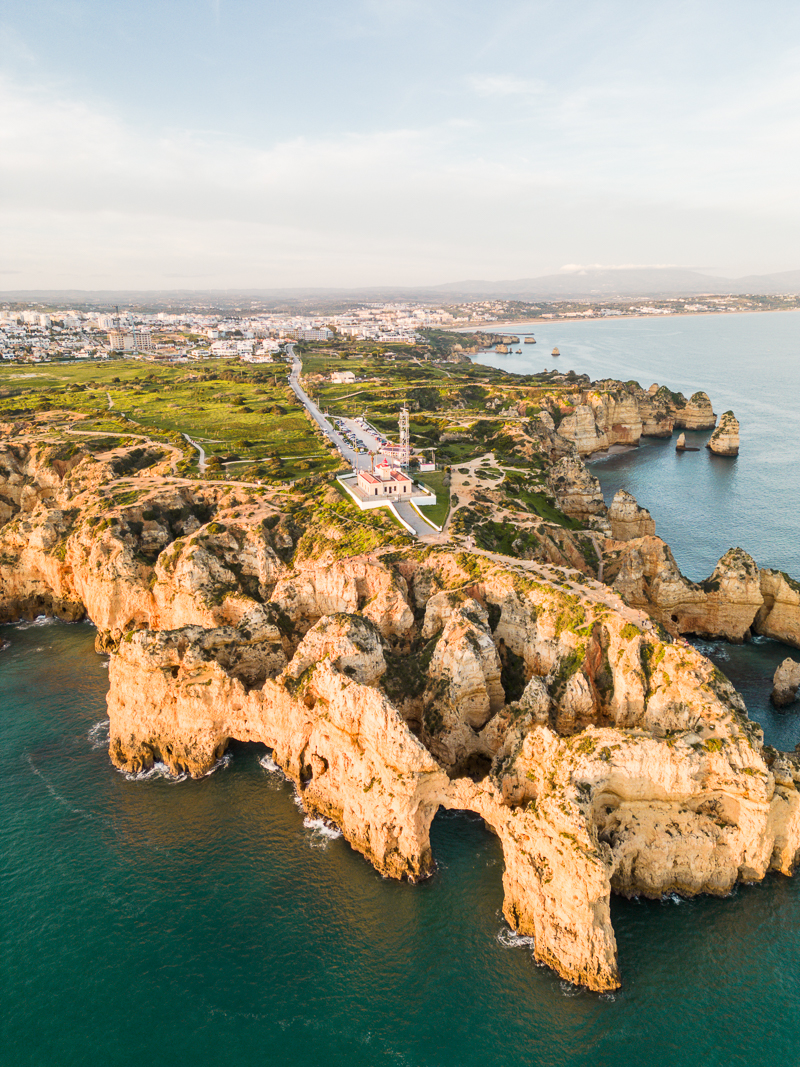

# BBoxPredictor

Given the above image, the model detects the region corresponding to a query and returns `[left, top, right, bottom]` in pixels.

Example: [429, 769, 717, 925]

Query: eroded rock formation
[2, 432, 799, 997]
[608, 539, 800, 650]
[608, 489, 656, 541]
[557, 383, 716, 456]
[708, 410, 740, 456]
[772, 659, 800, 708]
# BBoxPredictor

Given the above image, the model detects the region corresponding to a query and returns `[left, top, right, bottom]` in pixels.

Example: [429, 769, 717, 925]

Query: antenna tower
[399, 405, 410, 468]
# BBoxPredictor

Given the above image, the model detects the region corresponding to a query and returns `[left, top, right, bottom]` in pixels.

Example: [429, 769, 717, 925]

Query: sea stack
[771, 658, 800, 707]
[551, 346, 560, 357]
[676, 432, 686, 451]
[707, 411, 740, 456]
[678, 391, 716, 430]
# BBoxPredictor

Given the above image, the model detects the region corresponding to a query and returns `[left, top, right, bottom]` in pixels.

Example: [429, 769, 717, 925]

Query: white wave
[88, 720, 110, 749]
[27, 754, 94, 818]
[259, 753, 282, 774]
[559, 979, 583, 997]
[17, 615, 58, 629]
[496, 928, 535, 949]
[662, 892, 684, 905]
[303, 815, 342, 841]
[121, 761, 188, 783]
[121, 751, 231, 782]
[202, 752, 232, 777]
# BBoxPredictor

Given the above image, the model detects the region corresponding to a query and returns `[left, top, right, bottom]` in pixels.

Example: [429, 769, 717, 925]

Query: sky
[1, 0, 800, 289]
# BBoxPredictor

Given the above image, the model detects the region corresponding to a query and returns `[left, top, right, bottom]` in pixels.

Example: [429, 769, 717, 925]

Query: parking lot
[337, 417, 388, 457]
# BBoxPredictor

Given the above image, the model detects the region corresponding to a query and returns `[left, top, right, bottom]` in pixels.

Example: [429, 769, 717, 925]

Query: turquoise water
[3, 622, 799, 1067]
[473, 310, 800, 580]
[3, 311, 800, 1065]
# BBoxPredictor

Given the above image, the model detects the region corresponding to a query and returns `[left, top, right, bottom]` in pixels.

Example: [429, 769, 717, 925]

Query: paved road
[286, 344, 363, 470]
[183, 433, 207, 473]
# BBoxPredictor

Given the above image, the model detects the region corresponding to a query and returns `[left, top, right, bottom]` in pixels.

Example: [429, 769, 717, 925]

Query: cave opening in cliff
[221, 738, 275, 769]
[428, 807, 504, 901]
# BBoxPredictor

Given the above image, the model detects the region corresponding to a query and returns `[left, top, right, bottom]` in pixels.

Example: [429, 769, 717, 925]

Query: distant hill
[1, 267, 798, 306]
[430, 268, 800, 299]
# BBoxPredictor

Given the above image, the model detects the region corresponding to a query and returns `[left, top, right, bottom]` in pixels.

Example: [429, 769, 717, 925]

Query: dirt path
[182, 433, 207, 473]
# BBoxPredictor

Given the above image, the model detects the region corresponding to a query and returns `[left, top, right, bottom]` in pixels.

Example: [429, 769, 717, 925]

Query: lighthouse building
[356, 458, 413, 498]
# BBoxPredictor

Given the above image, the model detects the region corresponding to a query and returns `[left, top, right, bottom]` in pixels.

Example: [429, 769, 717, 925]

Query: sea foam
[496, 928, 535, 949]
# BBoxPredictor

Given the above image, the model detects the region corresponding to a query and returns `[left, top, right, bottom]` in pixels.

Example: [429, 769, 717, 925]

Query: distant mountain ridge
[1, 267, 799, 306]
[430, 268, 800, 299]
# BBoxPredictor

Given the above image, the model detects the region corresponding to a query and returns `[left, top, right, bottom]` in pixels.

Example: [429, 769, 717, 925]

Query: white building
[356, 459, 414, 499]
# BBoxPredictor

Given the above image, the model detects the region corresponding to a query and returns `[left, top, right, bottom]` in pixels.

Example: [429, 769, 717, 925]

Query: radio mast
[399, 405, 410, 468]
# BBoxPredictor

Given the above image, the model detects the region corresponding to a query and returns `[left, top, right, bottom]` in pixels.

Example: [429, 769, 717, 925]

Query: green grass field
[0, 358, 342, 482]
[414, 470, 450, 527]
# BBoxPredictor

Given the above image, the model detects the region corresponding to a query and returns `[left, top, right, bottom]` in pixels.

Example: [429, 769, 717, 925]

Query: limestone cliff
[556, 383, 716, 457]
[756, 570, 800, 646]
[546, 454, 607, 522]
[608, 489, 656, 541]
[100, 551, 800, 993]
[3, 431, 799, 997]
[608, 538, 800, 650]
[677, 391, 716, 430]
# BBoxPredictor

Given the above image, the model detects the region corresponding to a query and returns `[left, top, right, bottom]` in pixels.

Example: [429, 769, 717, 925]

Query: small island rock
[771, 658, 800, 708]
[707, 411, 740, 456]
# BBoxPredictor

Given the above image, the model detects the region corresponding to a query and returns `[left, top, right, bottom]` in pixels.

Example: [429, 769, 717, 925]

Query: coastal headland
[1, 343, 798, 993]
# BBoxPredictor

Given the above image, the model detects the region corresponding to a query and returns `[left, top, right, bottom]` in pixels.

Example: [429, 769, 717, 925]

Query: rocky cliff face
[2, 433, 799, 996]
[608, 489, 656, 541]
[708, 410, 740, 456]
[756, 570, 800, 646]
[546, 454, 607, 522]
[608, 538, 800, 650]
[557, 383, 716, 456]
[677, 391, 716, 430]
[100, 550, 800, 992]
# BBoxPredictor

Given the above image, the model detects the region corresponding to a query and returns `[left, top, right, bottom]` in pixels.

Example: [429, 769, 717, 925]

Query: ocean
[3, 311, 800, 1066]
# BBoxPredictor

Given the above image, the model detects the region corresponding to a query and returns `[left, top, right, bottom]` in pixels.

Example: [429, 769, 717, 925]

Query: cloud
[469, 75, 547, 98]
[1, 61, 800, 288]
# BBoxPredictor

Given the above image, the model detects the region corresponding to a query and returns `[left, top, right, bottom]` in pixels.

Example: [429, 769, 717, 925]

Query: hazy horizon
[3, 1, 799, 289]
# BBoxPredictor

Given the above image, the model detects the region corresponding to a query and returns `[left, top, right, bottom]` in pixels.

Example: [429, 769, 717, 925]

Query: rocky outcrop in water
[707, 411, 740, 456]
[676, 391, 716, 430]
[772, 659, 800, 708]
[607, 540, 800, 651]
[611, 542, 764, 642]
[556, 383, 717, 457]
[756, 570, 800, 647]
